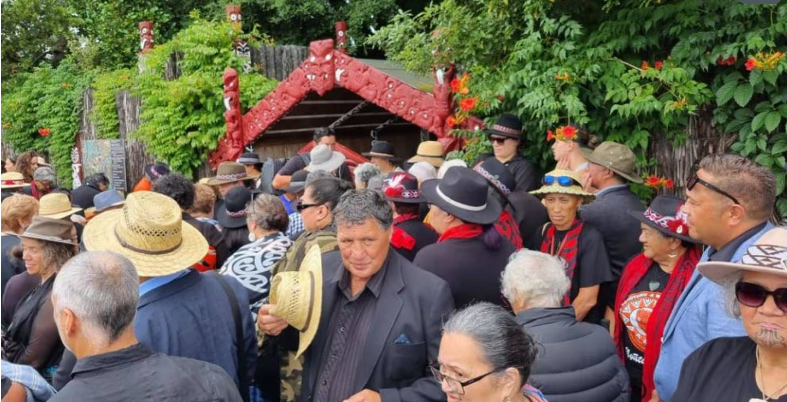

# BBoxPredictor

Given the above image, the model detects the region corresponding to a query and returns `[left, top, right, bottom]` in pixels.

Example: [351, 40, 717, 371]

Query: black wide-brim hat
[382, 172, 425, 204]
[474, 157, 516, 198]
[628, 195, 701, 244]
[483, 113, 523, 140]
[363, 140, 401, 161]
[421, 167, 501, 225]
[217, 186, 252, 229]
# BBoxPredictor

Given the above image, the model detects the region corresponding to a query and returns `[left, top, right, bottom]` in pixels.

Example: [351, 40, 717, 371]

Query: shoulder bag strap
[212, 273, 250, 402]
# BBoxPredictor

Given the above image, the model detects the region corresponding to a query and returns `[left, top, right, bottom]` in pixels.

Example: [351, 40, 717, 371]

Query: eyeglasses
[542, 175, 579, 187]
[489, 136, 509, 145]
[735, 282, 787, 314]
[429, 364, 500, 395]
[686, 173, 741, 205]
[296, 202, 322, 212]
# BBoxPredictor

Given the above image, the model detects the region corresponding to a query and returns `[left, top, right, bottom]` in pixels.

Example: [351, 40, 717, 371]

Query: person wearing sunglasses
[669, 227, 787, 402]
[654, 154, 777, 402]
[473, 114, 540, 192]
[529, 170, 613, 324]
[435, 302, 547, 402]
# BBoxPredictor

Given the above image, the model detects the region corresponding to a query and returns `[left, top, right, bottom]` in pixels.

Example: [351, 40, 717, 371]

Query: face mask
[248, 232, 256, 243]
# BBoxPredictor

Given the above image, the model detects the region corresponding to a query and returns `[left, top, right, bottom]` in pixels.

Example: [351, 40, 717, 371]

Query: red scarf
[495, 210, 523, 249]
[539, 219, 584, 305]
[613, 247, 700, 401]
[391, 213, 419, 250]
[438, 223, 483, 243]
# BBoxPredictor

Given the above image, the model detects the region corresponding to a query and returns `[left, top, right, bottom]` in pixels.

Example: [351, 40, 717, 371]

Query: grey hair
[334, 189, 393, 230]
[443, 303, 538, 386]
[366, 174, 387, 192]
[354, 163, 382, 188]
[53, 251, 139, 343]
[699, 154, 776, 221]
[719, 271, 744, 318]
[306, 170, 333, 186]
[246, 193, 289, 233]
[502, 250, 570, 308]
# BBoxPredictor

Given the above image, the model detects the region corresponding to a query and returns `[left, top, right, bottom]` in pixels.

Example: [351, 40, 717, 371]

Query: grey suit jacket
[300, 250, 454, 402]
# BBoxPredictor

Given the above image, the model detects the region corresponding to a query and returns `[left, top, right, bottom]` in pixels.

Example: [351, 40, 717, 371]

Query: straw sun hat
[1, 172, 29, 189]
[269, 244, 323, 358]
[83, 191, 208, 277]
[530, 169, 595, 203]
[39, 193, 82, 220]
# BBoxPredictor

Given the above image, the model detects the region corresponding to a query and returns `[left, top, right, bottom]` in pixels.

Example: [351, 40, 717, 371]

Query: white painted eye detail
[231, 14, 238, 21]
[325, 54, 332, 61]
[141, 28, 148, 34]
[310, 55, 316, 62]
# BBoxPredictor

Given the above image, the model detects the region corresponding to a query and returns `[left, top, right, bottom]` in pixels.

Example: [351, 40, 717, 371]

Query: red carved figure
[335, 21, 348, 54]
[302, 39, 336, 96]
[223, 68, 244, 151]
[226, 5, 242, 29]
[139, 21, 154, 54]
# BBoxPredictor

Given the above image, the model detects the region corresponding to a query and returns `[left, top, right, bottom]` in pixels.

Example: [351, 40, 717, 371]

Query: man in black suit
[259, 189, 454, 402]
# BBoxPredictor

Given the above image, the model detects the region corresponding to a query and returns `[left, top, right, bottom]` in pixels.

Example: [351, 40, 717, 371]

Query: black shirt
[475, 153, 540, 192]
[708, 222, 768, 262]
[52, 343, 242, 402]
[672, 336, 787, 402]
[1, 235, 24, 294]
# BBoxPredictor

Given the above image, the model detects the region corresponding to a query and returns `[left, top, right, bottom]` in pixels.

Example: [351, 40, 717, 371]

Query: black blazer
[300, 250, 454, 402]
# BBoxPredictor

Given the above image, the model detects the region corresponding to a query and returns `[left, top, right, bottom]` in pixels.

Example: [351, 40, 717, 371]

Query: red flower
[662, 178, 674, 189]
[547, 130, 556, 142]
[451, 78, 461, 93]
[391, 227, 416, 250]
[745, 58, 757, 71]
[459, 97, 477, 111]
[38, 128, 50, 137]
[497, 95, 505, 101]
[667, 218, 689, 236]
[561, 126, 577, 140]
[655, 60, 664, 70]
[645, 175, 661, 187]
[641, 61, 651, 70]
[446, 116, 457, 128]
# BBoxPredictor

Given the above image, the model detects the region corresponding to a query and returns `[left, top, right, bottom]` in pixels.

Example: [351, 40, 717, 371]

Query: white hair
[408, 162, 437, 183]
[354, 163, 382, 188]
[501, 249, 570, 308]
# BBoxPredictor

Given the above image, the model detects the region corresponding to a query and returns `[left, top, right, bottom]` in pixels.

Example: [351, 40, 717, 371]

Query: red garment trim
[539, 219, 583, 305]
[393, 213, 420, 225]
[438, 223, 483, 243]
[495, 210, 523, 249]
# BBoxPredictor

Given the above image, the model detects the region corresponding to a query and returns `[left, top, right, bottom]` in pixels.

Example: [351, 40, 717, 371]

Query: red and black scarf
[539, 219, 584, 305]
[495, 210, 523, 249]
[613, 247, 700, 401]
[391, 213, 419, 250]
[438, 223, 483, 243]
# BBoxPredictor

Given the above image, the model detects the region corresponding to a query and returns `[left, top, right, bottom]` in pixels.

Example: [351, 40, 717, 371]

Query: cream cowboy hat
[529, 169, 595, 203]
[407, 141, 445, 168]
[83, 191, 208, 277]
[699, 227, 787, 284]
[269, 244, 323, 358]
[0, 172, 29, 189]
[206, 162, 259, 186]
[38, 193, 83, 220]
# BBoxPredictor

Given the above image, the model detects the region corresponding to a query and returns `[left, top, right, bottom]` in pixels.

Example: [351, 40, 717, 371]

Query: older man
[653, 154, 776, 401]
[259, 189, 454, 402]
[50, 251, 242, 402]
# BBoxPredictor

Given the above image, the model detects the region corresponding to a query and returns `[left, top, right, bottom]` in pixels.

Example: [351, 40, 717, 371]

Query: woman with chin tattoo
[671, 227, 787, 402]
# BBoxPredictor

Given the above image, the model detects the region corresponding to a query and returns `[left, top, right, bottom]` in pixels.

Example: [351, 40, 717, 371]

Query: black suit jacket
[300, 250, 454, 402]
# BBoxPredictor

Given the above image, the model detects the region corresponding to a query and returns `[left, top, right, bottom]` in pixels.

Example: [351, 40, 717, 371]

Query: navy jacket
[517, 307, 629, 402]
[54, 269, 256, 391]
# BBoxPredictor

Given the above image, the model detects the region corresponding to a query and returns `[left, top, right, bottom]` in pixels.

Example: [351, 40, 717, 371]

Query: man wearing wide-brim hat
[363, 140, 402, 175]
[407, 141, 445, 169]
[381, 171, 437, 261]
[237, 152, 264, 191]
[53, 191, 257, 393]
[473, 113, 540, 192]
[580, 141, 647, 323]
[305, 144, 347, 175]
[415, 166, 517, 309]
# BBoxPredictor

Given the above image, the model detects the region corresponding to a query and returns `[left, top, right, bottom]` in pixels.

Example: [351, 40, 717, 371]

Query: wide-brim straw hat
[206, 162, 259, 186]
[19, 216, 78, 245]
[39, 193, 83, 220]
[530, 169, 595, 203]
[698, 227, 787, 285]
[269, 244, 323, 358]
[628, 195, 700, 244]
[580, 141, 644, 184]
[1, 172, 30, 189]
[407, 141, 445, 168]
[307, 144, 346, 173]
[83, 191, 208, 277]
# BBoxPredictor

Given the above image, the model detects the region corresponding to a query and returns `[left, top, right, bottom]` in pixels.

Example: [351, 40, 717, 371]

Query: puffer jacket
[517, 307, 630, 402]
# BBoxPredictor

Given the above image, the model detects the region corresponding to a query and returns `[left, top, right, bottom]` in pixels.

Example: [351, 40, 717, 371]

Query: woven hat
[383, 172, 425, 204]
[530, 169, 595, 203]
[237, 152, 263, 165]
[698, 227, 787, 285]
[19, 216, 77, 245]
[83, 191, 208, 277]
[307, 144, 346, 173]
[207, 162, 259, 186]
[217, 186, 252, 229]
[269, 244, 323, 358]
[484, 113, 523, 140]
[363, 140, 401, 162]
[285, 170, 309, 194]
[33, 166, 56, 182]
[421, 167, 501, 225]
[629, 195, 700, 244]
[1, 172, 29, 189]
[474, 157, 516, 197]
[94, 190, 125, 213]
[407, 141, 445, 168]
[581, 141, 643, 183]
[39, 193, 82, 220]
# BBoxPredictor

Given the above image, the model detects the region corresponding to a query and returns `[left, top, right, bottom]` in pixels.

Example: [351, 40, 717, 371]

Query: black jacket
[392, 219, 438, 261]
[51, 343, 242, 402]
[71, 184, 101, 212]
[517, 307, 630, 402]
[183, 213, 228, 268]
[507, 191, 549, 247]
[476, 153, 540, 192]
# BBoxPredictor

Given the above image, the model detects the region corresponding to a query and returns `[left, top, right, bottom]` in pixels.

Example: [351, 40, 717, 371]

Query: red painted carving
[335, 21, 348, 54]
[302, 39, 336, 96]
[226, 4, 242, 27]
[222, 68, 244, 161]
[139, 21, 154, 54]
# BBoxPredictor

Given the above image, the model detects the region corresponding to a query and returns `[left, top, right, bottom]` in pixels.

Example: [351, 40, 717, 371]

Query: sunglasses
[489, 136, 509, 145]
[735, 282, 787, 314]
[296, 202, 322, 212]
[542, 175, 580, 187]
[686, 173, 741, 205]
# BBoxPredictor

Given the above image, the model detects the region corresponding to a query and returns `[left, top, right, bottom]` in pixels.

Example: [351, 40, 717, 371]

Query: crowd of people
[1, 115, 785, 402]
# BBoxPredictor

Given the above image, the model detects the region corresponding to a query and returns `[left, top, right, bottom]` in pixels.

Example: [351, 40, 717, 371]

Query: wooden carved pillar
[138, 21, 154, 71]
[223, 68, 244, 151]
[335, 21, 348, 54]
[227, 5, 252, 73]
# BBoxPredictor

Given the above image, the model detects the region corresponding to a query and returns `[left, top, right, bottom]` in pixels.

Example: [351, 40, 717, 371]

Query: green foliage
[132, 17, 277, 176]
[92, 69, 136, 139]
[1, 61, 94, 187]
[371, 0, 787, 214]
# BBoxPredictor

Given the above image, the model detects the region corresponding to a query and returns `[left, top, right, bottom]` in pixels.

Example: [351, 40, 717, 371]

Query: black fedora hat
[383, 172, 425, 204]
[217, 186, 252, 229]
[629, 195, 700, 244]
[421, 167, 502, 225]
[474, 157, 516, 198]
[237, 152, 263, 165]
[285, 170, 309, 194]
[483, 113, 522, 140]
[363, 140, 401, 161]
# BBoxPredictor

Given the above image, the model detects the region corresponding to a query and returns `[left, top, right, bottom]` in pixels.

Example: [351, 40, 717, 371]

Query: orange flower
[645, 175, 661, 187]
[662, 178, 675, 189]
[451, 78, 461, 93]
[554, 72, 570, 81]
[459, 97, 477, 111]
[641, 61, 651, 70]
[38, 128, 50, 137]
[547, 130, 555, 142]
[655, 60, 664, 70]
[447, 116, 457, 128]
[561, 126, 577, 140]
[745, 58, 757, 71]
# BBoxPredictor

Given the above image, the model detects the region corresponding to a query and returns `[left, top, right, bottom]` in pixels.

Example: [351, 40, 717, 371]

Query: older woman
[353, 162, 382, 190]
[1, 194, 38, 293]
[613, 196, 702, 402]
[2, 217, 79, 381]
[220, 193, 293, 315]
[503, 249, 629, 402]
[671, 227, 787, 402]
[435, 302, 546, 402]
[529, 170, 612, 323]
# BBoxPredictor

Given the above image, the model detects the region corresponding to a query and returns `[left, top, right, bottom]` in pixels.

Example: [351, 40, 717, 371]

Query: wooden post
[335, 21, 348, 54]
[226, 4, 242, 28]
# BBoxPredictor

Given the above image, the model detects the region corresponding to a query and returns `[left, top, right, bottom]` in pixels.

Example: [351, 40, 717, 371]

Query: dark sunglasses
[735, 282, 787, 314]
[296, 202, 322, 212]
[542, 175, 579, 187]
[686, 173, 741, 205]
[489, 136, 509, 145]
